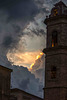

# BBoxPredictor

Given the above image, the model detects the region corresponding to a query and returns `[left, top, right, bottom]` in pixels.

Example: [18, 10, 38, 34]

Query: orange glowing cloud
[7, 50, 43, 69]
[6, 31, 45, 70]
[29, 52, 44, 71]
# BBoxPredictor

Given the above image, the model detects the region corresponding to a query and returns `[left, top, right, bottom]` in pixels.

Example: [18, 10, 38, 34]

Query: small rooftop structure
[49, 1, 67, 18]
[44, 1, 67, 24]
[54, 1, 67, 7]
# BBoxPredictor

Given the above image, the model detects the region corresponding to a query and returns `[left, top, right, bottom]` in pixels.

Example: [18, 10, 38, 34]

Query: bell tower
[43, 1, 67, 100]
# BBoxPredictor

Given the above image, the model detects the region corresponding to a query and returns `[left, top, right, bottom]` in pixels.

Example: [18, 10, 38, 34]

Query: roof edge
[11, 88, 43, 100]
[0, 65, 13, 72]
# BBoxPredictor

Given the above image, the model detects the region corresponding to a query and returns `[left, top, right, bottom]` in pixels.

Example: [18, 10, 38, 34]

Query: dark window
[52, 31, 58, 47]
[51, 66, 57, 79]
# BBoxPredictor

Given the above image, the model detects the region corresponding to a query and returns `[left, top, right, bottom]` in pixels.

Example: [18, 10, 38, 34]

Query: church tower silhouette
[43, 1, 67, 100]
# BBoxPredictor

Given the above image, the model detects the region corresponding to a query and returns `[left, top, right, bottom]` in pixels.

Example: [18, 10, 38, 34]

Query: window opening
[51, 66, 57, 79]
[52, 31, 58, 47]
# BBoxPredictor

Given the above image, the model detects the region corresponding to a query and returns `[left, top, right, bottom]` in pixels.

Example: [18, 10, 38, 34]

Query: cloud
[19, 78, 30, 90]
[0, 0, 39, 21]
[5, 24, 45, 98]
[0, 10, 22, 51]
[0, 0, 48, 52]
[11, 65, 44, 98]
[0, 0, 21, 8]
[30, 55, 45, 82]
[0, 8, 46, 97]
[6, 27, 46, 68]
[0, 0, 43, 49]
[7, 51, 41, 68]
[35, 0, 50, 13]
[0, 0, 53, 98]
[2, 36, 14, 48]
[0, 0, 46, 51]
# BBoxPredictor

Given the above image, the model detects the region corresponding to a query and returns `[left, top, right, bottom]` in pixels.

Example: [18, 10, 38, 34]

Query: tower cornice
[43, 46, 67, 54]
[44, 15, 67, 25]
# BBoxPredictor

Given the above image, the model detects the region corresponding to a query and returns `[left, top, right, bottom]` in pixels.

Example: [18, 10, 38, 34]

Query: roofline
[11, 88, 43, 100]
[54, 1, 67, 7]
[0, 65, 13, 72]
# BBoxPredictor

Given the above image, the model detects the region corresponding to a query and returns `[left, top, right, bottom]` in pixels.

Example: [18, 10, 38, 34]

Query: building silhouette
[43, 1, 67, 100]
[0, 65, 12, 100]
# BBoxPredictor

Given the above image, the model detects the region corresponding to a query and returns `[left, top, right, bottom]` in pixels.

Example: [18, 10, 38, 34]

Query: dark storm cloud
[35, 0, 44, 7]
[51, 0, 58, 3]
[0, 0, 21, 8]
[19, 78, 30, 90]
[36, 69, 44, 77]
[27, 28, 46, 36]
[2, 36, 13, 48]
[35, 0, 50, 13]
[0, 0, 47, 50]
[0, 0, 40, 50]
[39, 29, 46, 35]
[1, 36, 20, 51]
[38, 84, 43, 92]
[0, 0, 39, 20]
[42, 8, 50, 13]
[0, 46, 12, 67]
[0, 0, 45, 98]
[2, 34, 20, 49]
[12, 24, 21, 33]
[10, 65, 43, 97]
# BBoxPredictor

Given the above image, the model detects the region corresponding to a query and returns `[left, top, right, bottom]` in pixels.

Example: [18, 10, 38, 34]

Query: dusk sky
[0, 0, 67, 98]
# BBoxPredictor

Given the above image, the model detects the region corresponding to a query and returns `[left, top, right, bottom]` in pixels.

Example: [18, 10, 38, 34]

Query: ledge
[43, 46, 67, 54]
[44, 15, 67, 25]
[44, 87, 67, 89]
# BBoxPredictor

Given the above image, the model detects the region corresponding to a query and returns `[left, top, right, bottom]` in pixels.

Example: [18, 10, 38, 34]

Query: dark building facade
[0, 65, 12, 100]
[11, 88, 43, 100]
[43, 1, 67, 100]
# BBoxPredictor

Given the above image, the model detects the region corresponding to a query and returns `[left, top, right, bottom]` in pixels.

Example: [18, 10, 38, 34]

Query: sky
[0, 0, 67, 98]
